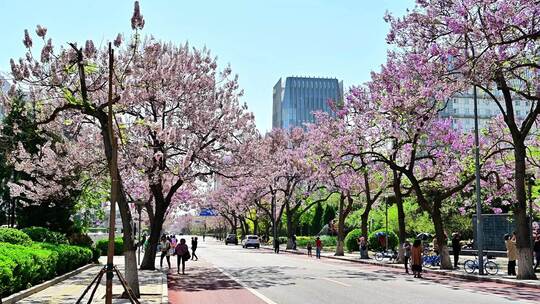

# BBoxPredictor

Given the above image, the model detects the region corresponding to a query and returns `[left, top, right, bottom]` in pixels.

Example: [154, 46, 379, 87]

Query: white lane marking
[322, 277, 351, 287]
[214, 265, 279, 304]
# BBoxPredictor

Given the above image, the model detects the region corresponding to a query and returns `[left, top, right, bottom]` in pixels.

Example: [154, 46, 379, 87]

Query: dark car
[225, 234, 238, 245]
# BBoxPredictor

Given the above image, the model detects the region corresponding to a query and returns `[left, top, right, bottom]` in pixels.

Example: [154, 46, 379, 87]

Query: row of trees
[0, 2, 257, 296]
[207, 0, 540, 280]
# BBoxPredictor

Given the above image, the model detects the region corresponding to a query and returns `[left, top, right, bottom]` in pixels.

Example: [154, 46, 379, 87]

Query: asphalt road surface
[167, 238, 539, 304]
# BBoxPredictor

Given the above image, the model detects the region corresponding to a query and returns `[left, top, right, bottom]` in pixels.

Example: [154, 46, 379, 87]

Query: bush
[21, 226, 69, 245]
[295, 235, 337, 248]
[0, 241, 93, 297]
[68, 232, 94, 247]
[95, 237, 124, 256]
[0, 227, 33, 246]
[368, 229, 399, 252]
[345, 229, 363, 252]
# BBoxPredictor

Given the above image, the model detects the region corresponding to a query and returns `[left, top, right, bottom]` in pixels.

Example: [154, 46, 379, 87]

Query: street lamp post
[385, 196, 389, 252]
[473, 83, 485, 275]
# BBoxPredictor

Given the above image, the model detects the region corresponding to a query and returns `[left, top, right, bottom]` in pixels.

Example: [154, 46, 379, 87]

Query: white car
[242, 235, 260, 249]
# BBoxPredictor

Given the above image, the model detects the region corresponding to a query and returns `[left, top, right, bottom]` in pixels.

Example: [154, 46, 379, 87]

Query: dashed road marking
[214, 265, 279, 304]
[322, 277, 351, 287]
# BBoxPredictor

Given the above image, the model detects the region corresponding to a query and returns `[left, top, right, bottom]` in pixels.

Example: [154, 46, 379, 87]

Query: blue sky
[0, 0, 414, 131]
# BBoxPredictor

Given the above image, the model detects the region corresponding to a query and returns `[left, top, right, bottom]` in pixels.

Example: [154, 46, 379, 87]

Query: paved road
[168, 238, 539, 304]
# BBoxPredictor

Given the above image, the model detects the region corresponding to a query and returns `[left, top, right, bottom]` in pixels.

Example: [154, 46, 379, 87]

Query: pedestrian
[315, 236, 322, 259]
[292, 234, 297, 250]
[170, 235, 177, 249]
[358, 236, 367, 259]
[191, 237, 199, 261]
[307, 241, 313, 257]
[274, 237, 280, 254]
[140, 234, 147, 252]
[159, 235, 171, 269]
[174, 238, 190, 274]
[451, 232, 461, 269]
[534, 235, 540, 272]
[411, 239, 423, 278]
[203, 233, 206, 242]
[432, 236, 439, 256]
[403, 240, 411, 274]
[505, 233, 517, 276]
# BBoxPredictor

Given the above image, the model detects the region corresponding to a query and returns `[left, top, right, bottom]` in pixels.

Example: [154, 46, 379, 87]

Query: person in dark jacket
[451, 232, 461, 269]
[191, 237, 199, 261]
[174, 238, 190, 274]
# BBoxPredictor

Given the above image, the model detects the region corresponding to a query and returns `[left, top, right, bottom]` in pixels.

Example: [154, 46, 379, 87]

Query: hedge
[295, 235, 337, 248]
[21, 226, 69, 245]
[344, 229, 363, 252]
[368, 229, 399, 252]
[0, 227, 33, 246]
[95, 237, 124, 256]
[0, 242, 92, 297]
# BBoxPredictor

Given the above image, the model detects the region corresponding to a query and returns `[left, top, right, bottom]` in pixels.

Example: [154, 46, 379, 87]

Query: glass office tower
[273, 77, 343, 129]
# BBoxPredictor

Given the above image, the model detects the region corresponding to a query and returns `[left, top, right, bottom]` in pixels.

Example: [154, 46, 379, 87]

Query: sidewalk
[11, 256, 167, 304]
[262, 244, 540, 289]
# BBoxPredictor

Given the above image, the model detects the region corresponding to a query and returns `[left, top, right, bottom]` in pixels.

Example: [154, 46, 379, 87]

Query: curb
[161, 269, 169, 304]
[1, 263, 98, 304]
[261, 246, 540, 289]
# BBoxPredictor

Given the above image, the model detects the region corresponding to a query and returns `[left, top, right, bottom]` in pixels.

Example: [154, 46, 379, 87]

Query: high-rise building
[273, 76, 343, 129]
[440, 88, 534, 132]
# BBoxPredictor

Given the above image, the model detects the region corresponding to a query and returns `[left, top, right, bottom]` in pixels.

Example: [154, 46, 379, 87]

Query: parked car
[225, 234, 238, 245]
[242, 235, 260, 249]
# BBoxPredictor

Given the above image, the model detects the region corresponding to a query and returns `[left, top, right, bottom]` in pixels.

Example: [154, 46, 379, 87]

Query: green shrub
[0, 242, 58, 297]
[67, 232, 94, 247]
[0, 241, 93, 298]
[22, 227, 68, 245]
[95, 237, 124, 256]
[295, 235, 337, 248]
[0, 228, 33, 246]
[368, 229, 398, 252]
[344, 229, 363, 252]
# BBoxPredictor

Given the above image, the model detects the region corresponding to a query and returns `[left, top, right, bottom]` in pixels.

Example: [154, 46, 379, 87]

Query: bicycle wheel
[375, 252, 384, 261]
[484, 261, 499, 275]
[464, 260, 476, 274]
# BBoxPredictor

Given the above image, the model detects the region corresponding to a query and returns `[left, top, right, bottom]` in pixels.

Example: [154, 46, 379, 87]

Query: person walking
[315, 236, 322, 259]
[451, 232, 461, 269]
[307, 241, 313, 257]
[191, 237, 199, 261]
[292, 234, 297, 250]
[274, 237, 280, 254]
[534, 235, 540, 272]
[174, 238, 190, 274]
[411, 239, 423, 278]
[159, 235, 171, 269]
[403, 240, 411, 274]
[505, 233, 517, 276]
[358, 236, 367, 259]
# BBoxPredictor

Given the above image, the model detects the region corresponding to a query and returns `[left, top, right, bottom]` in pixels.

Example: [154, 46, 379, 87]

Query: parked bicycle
[463, 252, 499, 275]
[375, 249, 398, 262]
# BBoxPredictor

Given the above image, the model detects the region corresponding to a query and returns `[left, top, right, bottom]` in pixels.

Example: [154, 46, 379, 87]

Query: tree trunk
[285, 202, 296, 249]
[99, 117, 139, 296]
[140, 205, 166, 270]
[335, 194, 346, 256]
[394, 171, 406, 263]
[513, 142, 537, 279]
[253, 218, 259, 235]
[432, 201, 452, 270]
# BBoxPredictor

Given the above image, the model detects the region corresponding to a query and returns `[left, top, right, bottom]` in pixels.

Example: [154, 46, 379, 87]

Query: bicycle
[463, 252, 499, 275]
[375, 249, 398, 262]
